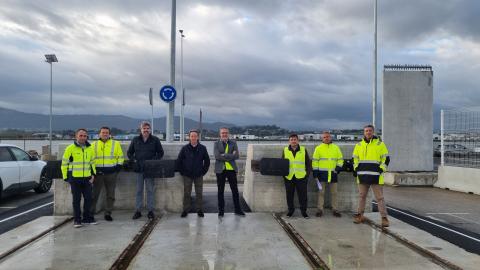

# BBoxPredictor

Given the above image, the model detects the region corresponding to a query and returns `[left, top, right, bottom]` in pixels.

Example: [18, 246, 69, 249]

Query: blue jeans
[136, 173, 155, 212]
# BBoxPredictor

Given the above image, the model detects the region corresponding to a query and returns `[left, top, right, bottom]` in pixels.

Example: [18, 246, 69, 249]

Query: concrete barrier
[55, 143, 373, 215]
[55, 143, 186, 215]
[436, 165, 480, 195]
[384, 172, 437, 186]
[243, 144, 372, 213]
[54, 143, 245, 215]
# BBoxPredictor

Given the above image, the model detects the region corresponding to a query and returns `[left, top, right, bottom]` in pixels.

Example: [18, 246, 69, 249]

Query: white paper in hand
[317, 180, 322, 191]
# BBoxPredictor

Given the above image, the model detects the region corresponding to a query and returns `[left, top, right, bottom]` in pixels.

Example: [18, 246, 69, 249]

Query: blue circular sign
[159, 85, 177, 103]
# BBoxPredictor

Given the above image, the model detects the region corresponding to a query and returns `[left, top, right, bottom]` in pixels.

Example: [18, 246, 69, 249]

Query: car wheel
[34, 169, 52, 193]
[0, 179, 3, 201]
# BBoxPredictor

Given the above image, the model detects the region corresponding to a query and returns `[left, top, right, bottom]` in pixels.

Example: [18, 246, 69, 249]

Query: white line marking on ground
[0, 202, 53, 224]
[425, 213, 470, 215]
[373, 202, 480, 243]
[426, 216, 447, 223]
[447, 214, 480, 225]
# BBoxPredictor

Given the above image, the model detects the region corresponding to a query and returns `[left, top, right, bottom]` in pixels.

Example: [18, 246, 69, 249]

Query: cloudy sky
[0, 0, 479, 130]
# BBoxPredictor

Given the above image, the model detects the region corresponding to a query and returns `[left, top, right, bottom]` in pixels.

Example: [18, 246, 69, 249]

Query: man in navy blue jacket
[127, 121, 163, 220]
[176, 129, 210, 218]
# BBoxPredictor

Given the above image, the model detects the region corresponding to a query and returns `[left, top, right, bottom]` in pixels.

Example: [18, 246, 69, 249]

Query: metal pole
[372, 0, 377, 127]
[167, 0, 176, 142]
[150, 87, 154, 136]
[49, 62, 53, 156]
[441, 109, 445, 166]
[180, 30, 185, 142]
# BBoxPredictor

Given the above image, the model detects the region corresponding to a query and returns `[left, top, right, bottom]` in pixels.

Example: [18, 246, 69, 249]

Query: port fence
[441, 107, 480, 168]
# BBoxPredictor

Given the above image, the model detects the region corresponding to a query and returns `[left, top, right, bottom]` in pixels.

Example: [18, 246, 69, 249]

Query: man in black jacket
[177, 129, 210, 218]
[127, 121, 164, 220]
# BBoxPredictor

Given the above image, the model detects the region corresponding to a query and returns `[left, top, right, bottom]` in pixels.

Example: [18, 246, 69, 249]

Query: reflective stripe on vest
[352, 138, 389, 185]
[284, 146, 306, 180]
[61, 144, 96, 179]
[94, 140, 123, 168]
[312, 143, 344, 182]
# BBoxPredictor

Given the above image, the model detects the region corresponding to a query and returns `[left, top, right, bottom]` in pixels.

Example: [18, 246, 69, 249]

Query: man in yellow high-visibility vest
[91, 127, 124, 222]
[282, 133, 311, 218]
[312, 131, 344, 218]
[352, 124, 390, 227]
[61, 128, 96, 228]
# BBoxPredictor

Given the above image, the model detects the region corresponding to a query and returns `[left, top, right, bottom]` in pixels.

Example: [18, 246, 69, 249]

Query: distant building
[336, 134, 361, 141]
[231, 134, 257, 140]
[302, 133, 322, 140]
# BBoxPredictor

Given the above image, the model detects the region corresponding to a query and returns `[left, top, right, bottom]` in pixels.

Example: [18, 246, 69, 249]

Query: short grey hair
[140, 121, 151, 128]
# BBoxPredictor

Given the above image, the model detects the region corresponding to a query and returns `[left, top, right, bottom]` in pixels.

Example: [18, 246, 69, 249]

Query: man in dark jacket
[177, 129, 210, 218]
[214, 127, 245, 217]
[127, 121, 164, 220]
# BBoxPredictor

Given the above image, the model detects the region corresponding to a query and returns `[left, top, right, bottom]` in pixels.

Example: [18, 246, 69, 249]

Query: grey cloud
[0, 0, 479, 131]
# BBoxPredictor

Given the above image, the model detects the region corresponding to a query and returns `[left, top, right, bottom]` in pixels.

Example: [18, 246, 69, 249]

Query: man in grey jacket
[214, 127, 245, 217]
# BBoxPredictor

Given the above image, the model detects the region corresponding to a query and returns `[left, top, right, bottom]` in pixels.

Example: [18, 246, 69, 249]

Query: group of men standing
[282, 124, 390, 227]
[60, 123, 245, 228]
[61, 122, 389, 228]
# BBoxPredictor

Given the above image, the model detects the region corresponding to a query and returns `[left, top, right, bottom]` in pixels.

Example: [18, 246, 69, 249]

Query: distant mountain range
[0, 107, 234, 132]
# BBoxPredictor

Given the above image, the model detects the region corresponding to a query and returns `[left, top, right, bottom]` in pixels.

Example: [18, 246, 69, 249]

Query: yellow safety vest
[224, 143, 234, 171]
[352, 137, 389, 185]
[312, 143, 344, 182]
[93, 139, 125, 169]
[284, 146, 307, 180]
[61, 142, 96, 180]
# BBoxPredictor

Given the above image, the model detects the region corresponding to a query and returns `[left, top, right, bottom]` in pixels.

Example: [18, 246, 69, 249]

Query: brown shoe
[332, 210, 342, 218]
[353, 213, 365, 224]
[315, 210, 323, 217]
[381, 217, 390, 227]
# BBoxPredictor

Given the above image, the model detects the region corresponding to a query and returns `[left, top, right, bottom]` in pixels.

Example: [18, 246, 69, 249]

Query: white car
[0, 144, 52, 200]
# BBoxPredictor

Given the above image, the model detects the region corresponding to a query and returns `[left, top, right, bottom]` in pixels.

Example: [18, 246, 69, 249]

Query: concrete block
[436, 165, 480, 195]
[384, 172, 438, 186]
[243, 143, 371, 213]
[156, 177, 184, 212]
[382, 68, 434, 171]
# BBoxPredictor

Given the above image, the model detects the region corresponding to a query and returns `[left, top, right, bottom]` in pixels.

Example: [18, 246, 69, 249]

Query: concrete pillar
[382, 65, 433, 171]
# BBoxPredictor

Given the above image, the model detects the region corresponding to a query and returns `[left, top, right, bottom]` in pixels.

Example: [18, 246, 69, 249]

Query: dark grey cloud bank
[0, 0, 478, 130]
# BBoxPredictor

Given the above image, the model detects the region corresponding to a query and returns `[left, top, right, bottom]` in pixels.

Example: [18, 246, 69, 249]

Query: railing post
[440, 109, 444, 167]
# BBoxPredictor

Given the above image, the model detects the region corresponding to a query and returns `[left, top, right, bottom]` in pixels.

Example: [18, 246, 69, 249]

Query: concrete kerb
[384, 172, 438, 186]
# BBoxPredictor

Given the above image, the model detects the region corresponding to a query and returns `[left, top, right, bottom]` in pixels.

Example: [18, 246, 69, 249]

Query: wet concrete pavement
[1, 209, 478, 269]
[365, 212, 480, 270]
[0, 211, 146, 270]
[129, 213, 310, 270]
[287, 215, 444, 270]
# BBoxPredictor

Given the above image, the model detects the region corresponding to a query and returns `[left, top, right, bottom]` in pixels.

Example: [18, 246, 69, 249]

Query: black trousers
[284, 177, 308, 212]
[70, 178, 93, 223]
[216, 170, 241, 212]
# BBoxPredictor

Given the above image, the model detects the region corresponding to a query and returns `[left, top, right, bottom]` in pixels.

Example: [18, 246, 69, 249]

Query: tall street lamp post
[179, 29, 185, 142]
[45, 54, 58, 157]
